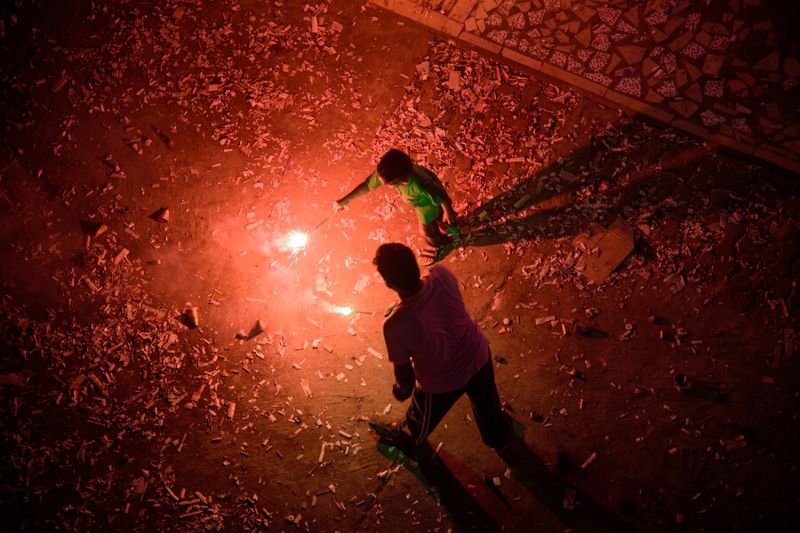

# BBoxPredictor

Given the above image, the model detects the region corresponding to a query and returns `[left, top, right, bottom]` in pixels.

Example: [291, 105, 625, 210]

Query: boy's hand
[442, 208, 457, 227]
[333, 200, 347, 212]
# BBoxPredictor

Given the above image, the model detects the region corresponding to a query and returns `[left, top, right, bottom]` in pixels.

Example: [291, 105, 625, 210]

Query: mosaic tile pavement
[369, 0, 800, 174]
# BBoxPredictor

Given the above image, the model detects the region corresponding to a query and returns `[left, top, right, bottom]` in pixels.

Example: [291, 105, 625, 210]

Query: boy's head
[373, 243, 420, 294]
[377, 149, 413, 184]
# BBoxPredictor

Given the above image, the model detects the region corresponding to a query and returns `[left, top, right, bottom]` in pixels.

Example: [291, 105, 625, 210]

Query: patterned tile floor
[369, 0, 800, 174]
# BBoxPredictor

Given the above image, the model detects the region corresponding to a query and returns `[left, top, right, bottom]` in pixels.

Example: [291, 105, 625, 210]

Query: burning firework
[329, 305, 353, 316]
[284, 230, 308, 256]
[279, 217, 328, 259]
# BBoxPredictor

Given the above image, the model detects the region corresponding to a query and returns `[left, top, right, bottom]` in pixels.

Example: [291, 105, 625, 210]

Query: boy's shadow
[449, 144, 596, 256]
[437, 133, 705, 262]
[435, 186, 580, 265]
[430, 149, 589, 266]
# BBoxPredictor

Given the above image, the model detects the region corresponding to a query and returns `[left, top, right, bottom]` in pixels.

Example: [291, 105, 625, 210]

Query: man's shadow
[375, 441, 502, 532]
[374, 416, 635, 532]
[498, 417, 636, 532]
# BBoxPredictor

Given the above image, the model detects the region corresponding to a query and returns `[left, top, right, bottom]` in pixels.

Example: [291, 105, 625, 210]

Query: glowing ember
[330, 305, 353, 316]
[285, 230, 308, 252]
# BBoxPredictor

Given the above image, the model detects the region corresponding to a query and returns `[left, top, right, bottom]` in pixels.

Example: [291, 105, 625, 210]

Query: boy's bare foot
[420, 245, 449, 266]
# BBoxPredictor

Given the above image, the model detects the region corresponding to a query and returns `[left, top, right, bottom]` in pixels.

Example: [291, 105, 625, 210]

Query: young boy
[334, 149, 458, 260]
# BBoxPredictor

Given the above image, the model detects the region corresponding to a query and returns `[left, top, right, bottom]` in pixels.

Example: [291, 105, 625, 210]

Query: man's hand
[393, 363, 414, 401]
[392, 383, 412, 401]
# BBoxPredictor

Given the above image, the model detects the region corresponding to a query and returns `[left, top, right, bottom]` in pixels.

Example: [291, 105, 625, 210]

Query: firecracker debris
[0, 1, 798, 531]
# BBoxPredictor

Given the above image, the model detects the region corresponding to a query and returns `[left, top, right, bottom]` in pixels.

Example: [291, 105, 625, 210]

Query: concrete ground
[0, 1, 798, 531]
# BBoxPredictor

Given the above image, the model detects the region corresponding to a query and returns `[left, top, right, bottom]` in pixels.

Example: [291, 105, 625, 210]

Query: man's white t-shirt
[383, 265, 490, 393]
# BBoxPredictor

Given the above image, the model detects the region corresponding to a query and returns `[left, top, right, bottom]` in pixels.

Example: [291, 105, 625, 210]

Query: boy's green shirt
[365, 165, 448, 224]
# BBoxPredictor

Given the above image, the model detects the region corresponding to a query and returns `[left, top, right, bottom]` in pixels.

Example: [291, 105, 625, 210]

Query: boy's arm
[441, 197, 457, 226]
[334, 172, 381, 211]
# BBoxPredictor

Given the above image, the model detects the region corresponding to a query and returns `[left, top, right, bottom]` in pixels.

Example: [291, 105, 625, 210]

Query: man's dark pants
[402, 356, 508, 450]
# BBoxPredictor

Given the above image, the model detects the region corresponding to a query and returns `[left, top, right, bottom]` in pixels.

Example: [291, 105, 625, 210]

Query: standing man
[335, 149, 458, 263]
[370, 243, 508, 457]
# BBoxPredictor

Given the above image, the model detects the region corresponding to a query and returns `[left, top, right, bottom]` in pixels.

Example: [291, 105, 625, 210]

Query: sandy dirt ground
[0, 1, 798, 531]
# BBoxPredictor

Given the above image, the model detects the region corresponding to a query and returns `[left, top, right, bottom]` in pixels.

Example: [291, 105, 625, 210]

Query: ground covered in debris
[1, 1, 798, 531]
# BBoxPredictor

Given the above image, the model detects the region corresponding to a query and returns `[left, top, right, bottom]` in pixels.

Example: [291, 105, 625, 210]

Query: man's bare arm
[392, 363, 415, 401]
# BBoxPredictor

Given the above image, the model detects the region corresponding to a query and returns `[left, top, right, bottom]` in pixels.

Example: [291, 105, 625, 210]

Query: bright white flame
[330, 305, 353, 316]
[285, 230, 308, 252]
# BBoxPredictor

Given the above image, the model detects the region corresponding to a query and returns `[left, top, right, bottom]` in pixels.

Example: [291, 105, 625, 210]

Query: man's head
[373, 243, 421, 295]
[377, 149, 413, 184]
